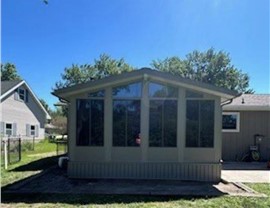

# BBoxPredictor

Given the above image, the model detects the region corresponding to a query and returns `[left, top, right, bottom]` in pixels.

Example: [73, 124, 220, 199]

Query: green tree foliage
[152, 48, 252, 93]
[1, 63, 21, 81]
[55, 54, 134, 89]
[39, 99, 51, 114]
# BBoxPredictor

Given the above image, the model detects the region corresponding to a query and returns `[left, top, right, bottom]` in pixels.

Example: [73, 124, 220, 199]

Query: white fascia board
[55, 72, 236, 101]
[0, 80, 25, 100]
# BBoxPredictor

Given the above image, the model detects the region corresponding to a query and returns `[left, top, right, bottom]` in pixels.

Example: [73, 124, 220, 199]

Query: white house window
[149, 82, 178, 147]
[5, 123, 13, 136]
[30, 125, 36, 136]
[19, 88, 25, 101]
[112, 82, 141, 147]
[186, 100, 215, 147]
[222, 112, 240, 132]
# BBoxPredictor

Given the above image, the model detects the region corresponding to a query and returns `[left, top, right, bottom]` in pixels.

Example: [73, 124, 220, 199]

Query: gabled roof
[223, 94, 270, 111]
[1, 80, 51, 119]
[1, 80, 23, 95]
[53, 68, 238, 101]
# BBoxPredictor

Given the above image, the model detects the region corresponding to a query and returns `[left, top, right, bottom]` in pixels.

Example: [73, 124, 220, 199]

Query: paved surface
[222, 162, 270, 183]
[2, 167, 263, 197]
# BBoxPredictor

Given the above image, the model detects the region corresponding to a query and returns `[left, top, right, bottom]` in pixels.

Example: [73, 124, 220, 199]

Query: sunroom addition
[53, 68, 237, 182]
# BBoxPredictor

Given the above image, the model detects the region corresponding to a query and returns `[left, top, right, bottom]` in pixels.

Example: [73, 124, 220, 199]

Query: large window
[113, 100, 140, 146]
[149, 82, 178, 147]
[186, 100, 214, 147]
[222, 112, 240, 132]
[113, 82, 141, 147]
[76, 93, 104, 146]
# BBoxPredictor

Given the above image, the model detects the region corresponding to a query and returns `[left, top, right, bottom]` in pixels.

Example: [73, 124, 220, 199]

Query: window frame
[185, 95, 215, 148]
[112, 99, 141, 147]
[18, 88, 26, 101]
[222, 112, 240, 133]
[30, 125, 36, 136]
[112, 82, 142, 147]
[76, 95, 105, 146]
[148, 81, 178, 148]
[5, 123, 13, 136]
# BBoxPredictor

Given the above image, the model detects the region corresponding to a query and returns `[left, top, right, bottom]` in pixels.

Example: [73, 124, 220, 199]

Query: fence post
[4, 139, 8, 170]
[19, 137, 21, 161]
[56, 141, 59, 156]
[7, 137, 10, 165]
[32, 136, 35, 151]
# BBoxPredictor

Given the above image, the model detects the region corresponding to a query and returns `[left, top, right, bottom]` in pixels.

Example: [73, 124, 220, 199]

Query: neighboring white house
[0, 80, 51, 140]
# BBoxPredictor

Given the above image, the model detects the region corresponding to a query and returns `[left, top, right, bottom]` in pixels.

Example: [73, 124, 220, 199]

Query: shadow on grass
[10, 155, 59, 172]
[1, 193, 223, 205]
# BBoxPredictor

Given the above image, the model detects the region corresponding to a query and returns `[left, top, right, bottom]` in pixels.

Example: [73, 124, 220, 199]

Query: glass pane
[186, 90, 203, 98]
[163, 100, 177, 147]
[6, 124, 12, 129]
[200, 101, 214, 147]
[113, 100, 140, 146]
[90, 100, 104, 146]
[19, 89, 25, 94]
[6, 130, 12, 136]
[222, 114, 237, 130]
[127, 100, 141, 146]
[88, 90, 105, 97]
[149, 82, 178, 98]
[149, 100, 163, 147]
[113, 101, 127, 146]
[31, 125, 35, 130]
[186, 100, 199, 147]
[76, 99, 90, 146]
[113, 82, 142, 98]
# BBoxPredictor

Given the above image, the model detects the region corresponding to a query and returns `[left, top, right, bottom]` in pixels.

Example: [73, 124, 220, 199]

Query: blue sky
[2, 0, 269, 109]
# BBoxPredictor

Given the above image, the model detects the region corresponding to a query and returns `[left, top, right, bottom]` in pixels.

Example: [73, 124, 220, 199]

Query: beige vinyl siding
[1, 85, 46, 140]
[68, 161, 221, 182]
[222, 111, 270, 161]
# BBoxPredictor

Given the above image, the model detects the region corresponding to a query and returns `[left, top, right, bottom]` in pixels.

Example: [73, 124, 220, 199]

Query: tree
[1, 63, 21, 81]
[151, 48, 252, 93]
[54, 54, 134, 89]
[50, 107, 67, 134]
[39, 99, 51, 114]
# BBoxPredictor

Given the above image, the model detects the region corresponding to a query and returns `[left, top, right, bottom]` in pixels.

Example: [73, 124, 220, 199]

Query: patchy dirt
[2, 167, 266, 197]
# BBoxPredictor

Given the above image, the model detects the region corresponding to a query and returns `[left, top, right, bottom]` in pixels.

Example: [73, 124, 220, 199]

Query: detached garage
[53, 68, 237, 182]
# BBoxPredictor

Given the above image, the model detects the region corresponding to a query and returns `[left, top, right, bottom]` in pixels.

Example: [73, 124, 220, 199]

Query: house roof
[223, 94, 270, 111]
[1, 80, 51, 119]
[53, 68, 238, 101]
[1, 80, 23, 95]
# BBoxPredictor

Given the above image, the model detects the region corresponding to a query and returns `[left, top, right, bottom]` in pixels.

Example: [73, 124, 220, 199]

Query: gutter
[51, 92, 70, 105]
[221, 93, 242, 107]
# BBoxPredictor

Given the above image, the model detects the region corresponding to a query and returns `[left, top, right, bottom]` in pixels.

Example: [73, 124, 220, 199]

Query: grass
[1, 138, 58, 187]
[1, 184, 270, 208]
[1, 139, 270, 207]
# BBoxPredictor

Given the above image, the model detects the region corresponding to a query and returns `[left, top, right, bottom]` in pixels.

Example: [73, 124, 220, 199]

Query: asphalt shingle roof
[1, 80, 22, 95]
[228, 94, 270, 107]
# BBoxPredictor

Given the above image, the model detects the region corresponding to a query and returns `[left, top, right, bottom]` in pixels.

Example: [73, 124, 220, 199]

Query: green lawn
[1, 138, 58, 187]
[1, 139, 270, 207]
[2, 184, 270, 208]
